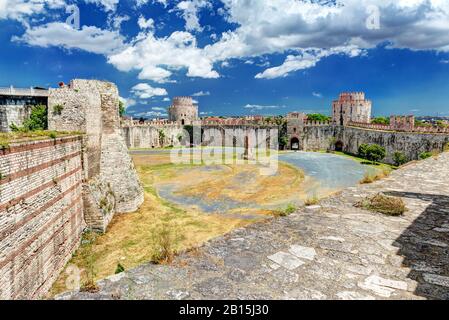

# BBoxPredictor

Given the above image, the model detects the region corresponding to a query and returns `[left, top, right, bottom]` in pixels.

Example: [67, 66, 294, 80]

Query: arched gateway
[290, 137, 300, 150]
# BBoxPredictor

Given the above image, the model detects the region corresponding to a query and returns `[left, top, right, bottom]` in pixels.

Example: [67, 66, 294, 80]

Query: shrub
[366, 144, 386, 164]
[419, 151, 433, 160]
[23, 104, 48, 131]
[393, 151, 407, 166]
[358, 143, 369, 159]
[355, 193, 406, 216]
[119, 100, 125, 117]
[49, 132, 57, 139]
[115, 263, 125, 274]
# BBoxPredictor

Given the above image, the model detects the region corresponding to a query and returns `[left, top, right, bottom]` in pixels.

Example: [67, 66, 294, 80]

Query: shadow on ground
[387, 191, 449, 300]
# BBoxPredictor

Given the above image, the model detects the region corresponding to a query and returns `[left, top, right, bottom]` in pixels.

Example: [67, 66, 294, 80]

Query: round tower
[168, 96, 198, 125]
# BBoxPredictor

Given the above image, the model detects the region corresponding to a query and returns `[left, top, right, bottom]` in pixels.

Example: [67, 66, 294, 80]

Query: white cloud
[0, 0, 65, 23]
[152, 106, 166, 111]
[163, 97, 171, 101]
[205, 0, 449, 78]
[134, 111, 168, 118]
[14, 22, 125, 55]
[312, 92, 323, 98]
[108, 30, 219, 83]
[84, 0, 118, 12]
[192, 90, 210, 96]
[138, 15, 154, 30]
[441, 59, 449, 64]
[244, 104, 285, 110]
[131, 83, 168, 99]
[174, 0, 211, 32]
[119, 96, 136, 108]
[109, 15, 130, 30]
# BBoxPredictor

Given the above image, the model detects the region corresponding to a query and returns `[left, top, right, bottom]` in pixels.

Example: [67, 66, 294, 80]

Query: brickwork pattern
[0, 136, 85, 299]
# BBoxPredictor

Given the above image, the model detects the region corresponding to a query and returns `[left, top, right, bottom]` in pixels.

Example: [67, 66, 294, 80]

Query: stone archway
[290, 137, 300, 150]
[335, 140, 344, 152]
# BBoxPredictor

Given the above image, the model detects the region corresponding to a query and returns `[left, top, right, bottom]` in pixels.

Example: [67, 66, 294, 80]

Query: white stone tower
[168, 96, 198, 125]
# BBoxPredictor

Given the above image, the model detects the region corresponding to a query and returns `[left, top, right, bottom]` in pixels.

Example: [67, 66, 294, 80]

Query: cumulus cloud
[84, 0, 119, 12]
[174, 0, 211, 32]
[0, 0, 65, 23]
[131, 83, 168, 99]
[7, 0, 449, 81]
[205, 0, 449, 78]
[108, 30, 219, 83]
[138, 15, 154, 30]
[13, 22, 125, 55]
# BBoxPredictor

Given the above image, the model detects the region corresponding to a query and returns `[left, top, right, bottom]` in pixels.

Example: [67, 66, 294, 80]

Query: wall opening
[335, 140, 344, 152]
[290, 137, 300, 150]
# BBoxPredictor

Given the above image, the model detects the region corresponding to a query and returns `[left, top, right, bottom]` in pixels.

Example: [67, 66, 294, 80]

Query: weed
[115, 263, 125, 274]
[355, 193, 406, 216]
[305, 195, 319, 206]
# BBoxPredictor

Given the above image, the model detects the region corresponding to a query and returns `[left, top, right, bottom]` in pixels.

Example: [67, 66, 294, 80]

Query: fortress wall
[341, 127, 449, 164]
[300, 125, 341, 151]
[0, 136, 85, 299]
[121, 125, 185, 149]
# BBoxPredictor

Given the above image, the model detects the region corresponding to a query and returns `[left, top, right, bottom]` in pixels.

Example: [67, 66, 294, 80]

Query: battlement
[338, 92, 366, 101]
[173, 96, 194, 106]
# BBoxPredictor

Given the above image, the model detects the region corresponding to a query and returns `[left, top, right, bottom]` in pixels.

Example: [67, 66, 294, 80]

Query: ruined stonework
[332, 92, 371, 126]
[0, 136, 85, 299]
[48, 79, 144, 230]
[168, 96, 199, 125]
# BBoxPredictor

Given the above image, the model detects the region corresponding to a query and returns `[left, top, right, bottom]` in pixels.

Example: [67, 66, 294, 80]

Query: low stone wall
[0, 136, 85, 299]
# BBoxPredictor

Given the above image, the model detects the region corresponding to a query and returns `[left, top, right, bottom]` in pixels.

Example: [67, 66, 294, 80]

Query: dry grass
[355, 193, 406, 216]
[304, 195, 319, 206]
[360, 167, 392, 184]
[49, 159, 248, 296]
[0, 130, 79, 148]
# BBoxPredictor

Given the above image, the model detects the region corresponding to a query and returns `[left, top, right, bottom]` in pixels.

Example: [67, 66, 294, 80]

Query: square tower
[332, 92, 372, 126]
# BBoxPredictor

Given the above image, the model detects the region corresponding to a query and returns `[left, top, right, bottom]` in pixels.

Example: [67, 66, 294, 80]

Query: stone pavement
[57, 153, 449, 300]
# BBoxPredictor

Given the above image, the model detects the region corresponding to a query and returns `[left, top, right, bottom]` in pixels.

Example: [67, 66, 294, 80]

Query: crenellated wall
[0, 136, 85, 299]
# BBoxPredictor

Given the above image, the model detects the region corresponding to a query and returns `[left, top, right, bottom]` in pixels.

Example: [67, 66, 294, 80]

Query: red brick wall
[0, 136, 85, 299]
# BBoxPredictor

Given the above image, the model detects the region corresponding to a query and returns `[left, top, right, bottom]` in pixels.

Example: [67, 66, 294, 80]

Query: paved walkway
[58, 153, 449, 300]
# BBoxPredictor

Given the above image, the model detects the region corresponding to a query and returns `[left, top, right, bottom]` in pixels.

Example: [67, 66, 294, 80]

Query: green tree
[419, 151, 432, 160]
[307, 113, 331, 122]
[158, 129, 166, 146]
[358, 143, 369, 159]
[371, 117, 390, 125]
[119, 100, 126, 117]
[393, 151, 407, 166]
[366, 144, 386, 164]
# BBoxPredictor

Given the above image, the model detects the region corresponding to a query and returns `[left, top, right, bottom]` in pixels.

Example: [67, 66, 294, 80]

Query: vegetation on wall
[307, 113, 331, 122]
[10, 104, 48, 132]
[52, 104, 64, 115]
[371, 117, 390, 125]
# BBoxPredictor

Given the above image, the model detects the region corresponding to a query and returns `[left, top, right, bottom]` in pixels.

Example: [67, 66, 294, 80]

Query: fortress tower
[332, 92, 372, 126]
[168, 96, 198, 125]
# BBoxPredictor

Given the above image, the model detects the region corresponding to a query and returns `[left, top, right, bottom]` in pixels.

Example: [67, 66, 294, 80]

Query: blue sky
[1, 0, 449, 118]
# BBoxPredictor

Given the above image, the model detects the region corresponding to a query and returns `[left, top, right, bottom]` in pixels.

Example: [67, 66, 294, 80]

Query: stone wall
[0, 136, 85, 299]
[122, 124, 185, 149]
[341, 126, 449, 164]
[48, 79, 144, 229]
